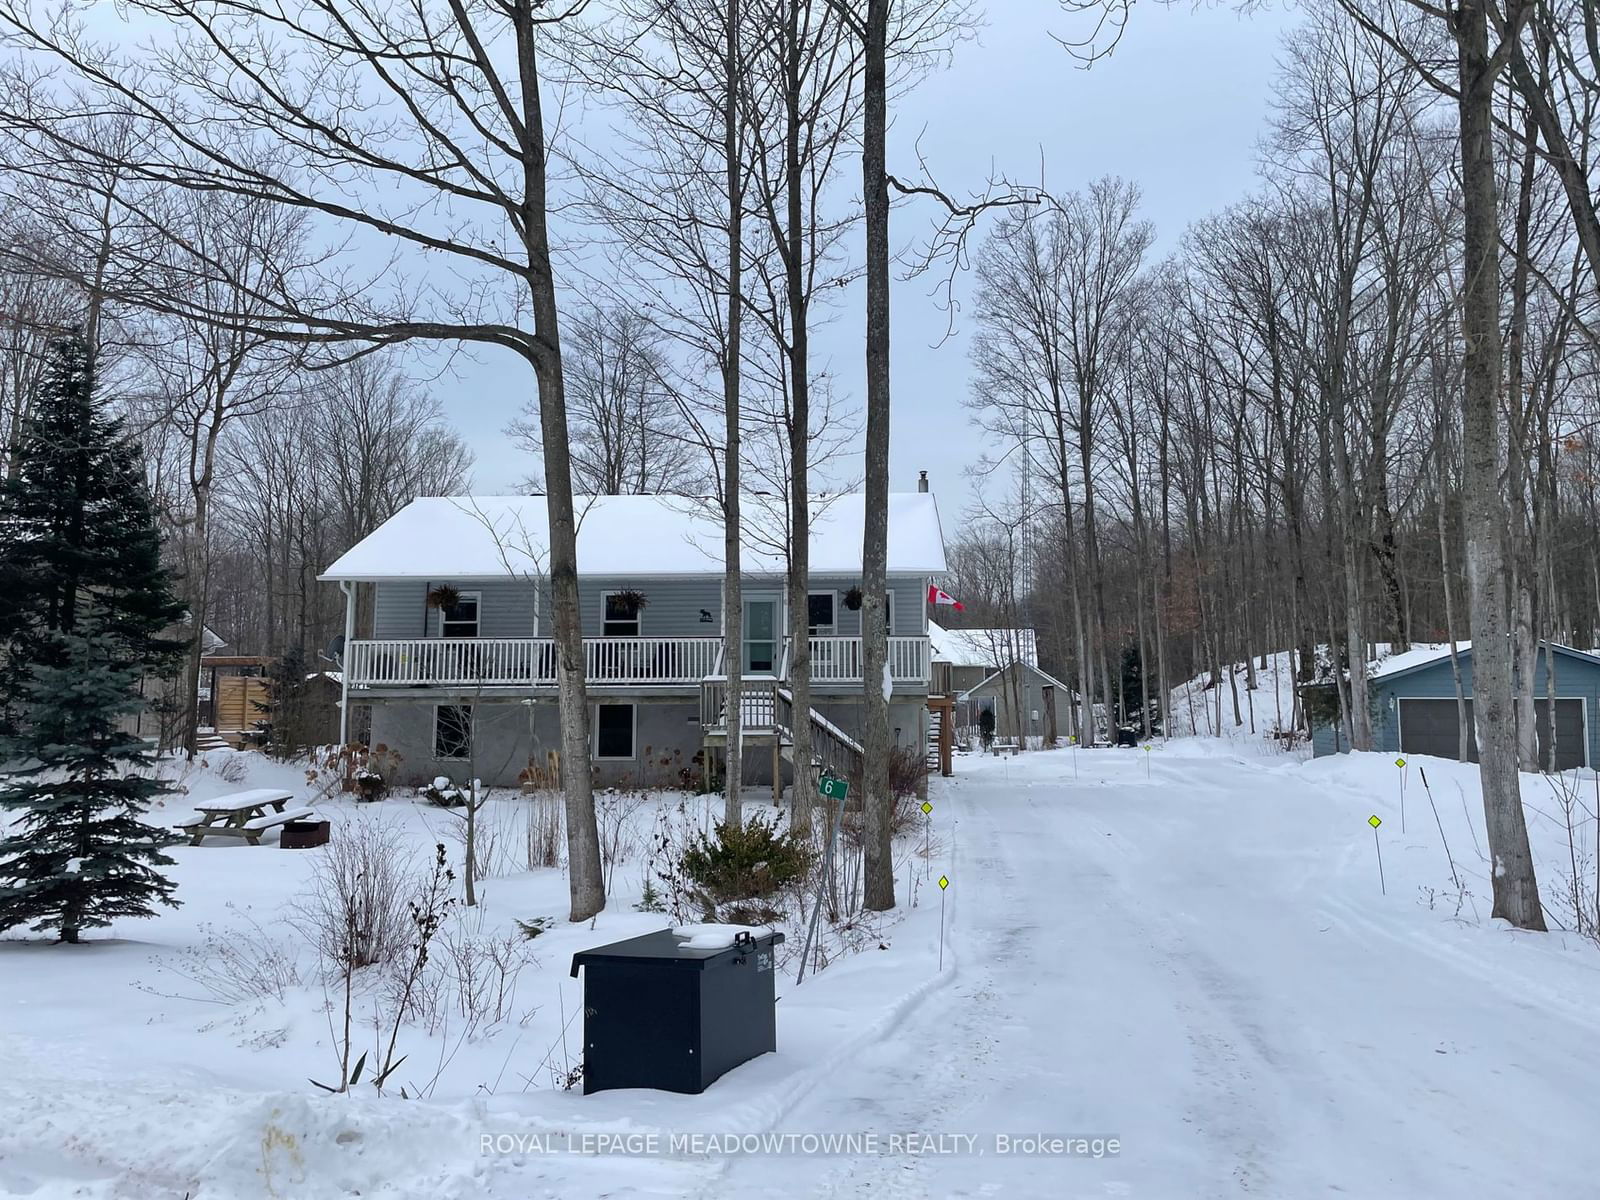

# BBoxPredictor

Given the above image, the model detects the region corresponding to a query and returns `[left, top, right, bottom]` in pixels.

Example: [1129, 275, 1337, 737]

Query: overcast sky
[450, 2, 1303, 520]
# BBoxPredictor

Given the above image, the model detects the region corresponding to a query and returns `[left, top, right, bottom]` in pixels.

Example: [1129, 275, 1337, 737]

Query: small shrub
[440, 920, 536, 1029]
[516, 917, 554, 940]
[524, 790, 563, 870]
[647, 798, 712, 922]
[634, 878, 666, 913]
[887, 745, 927, 804]
[216, 753, 249, 785]
[445, 792, 515, 882]
[596, 786, 649, 891]
[401, 908, 538, 1036]
[159, 905, 302, 1004]
[313, 742, 404, 802]
[978, 707, 996, 747]
[421, 776, 468, 808]
[841, 747, 926, 845]
[293, 817, 419, 972]
[722, 899, 784, 925]
[681, 812, 814, 905]
[354, 768, 385, 802]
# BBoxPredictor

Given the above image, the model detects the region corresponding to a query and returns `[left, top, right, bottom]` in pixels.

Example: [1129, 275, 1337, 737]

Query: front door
[743, 597, 778, 675]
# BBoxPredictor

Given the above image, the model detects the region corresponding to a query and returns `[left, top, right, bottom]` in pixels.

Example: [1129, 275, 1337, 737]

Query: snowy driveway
[716, 745, 1600, 1199]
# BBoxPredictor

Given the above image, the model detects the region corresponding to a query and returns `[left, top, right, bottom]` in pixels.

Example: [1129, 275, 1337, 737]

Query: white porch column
[338, 580, 356, 744]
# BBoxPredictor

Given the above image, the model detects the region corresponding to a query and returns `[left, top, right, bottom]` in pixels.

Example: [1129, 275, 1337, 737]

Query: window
[602, 592, 641, 638]
[807, 592, 836, 635]
[439, 591, 480, 639]
[595, 703, 636, 760]
[434, 705, 472, 760]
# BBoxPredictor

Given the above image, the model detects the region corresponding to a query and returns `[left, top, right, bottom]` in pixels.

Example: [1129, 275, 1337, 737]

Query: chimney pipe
[917, 470, 929, 493]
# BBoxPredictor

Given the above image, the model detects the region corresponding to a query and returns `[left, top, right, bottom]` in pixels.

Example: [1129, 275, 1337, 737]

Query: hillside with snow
[1167, 651, 1305, 747]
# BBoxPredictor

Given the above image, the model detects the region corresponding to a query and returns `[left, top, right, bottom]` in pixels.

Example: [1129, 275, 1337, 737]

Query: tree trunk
[784, 0, 814, 832]
[1456, 2, 1545, 930]
[860, 0, 894, 912]
[1436, 420, 1471, 762]
[1507, 89, 1540, 771]
[517, 5, 603, 921]
[722, 0, 745, 829]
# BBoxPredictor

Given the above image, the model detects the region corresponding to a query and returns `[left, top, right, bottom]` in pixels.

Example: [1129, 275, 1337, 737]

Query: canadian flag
[927, 584, 965, 612]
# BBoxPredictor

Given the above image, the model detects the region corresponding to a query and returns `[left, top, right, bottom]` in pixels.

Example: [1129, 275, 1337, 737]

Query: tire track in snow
[709, 781, 1044, 1199]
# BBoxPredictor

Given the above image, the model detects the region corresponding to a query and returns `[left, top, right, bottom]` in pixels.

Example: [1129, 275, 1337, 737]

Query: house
[1307, 641, 1600, 770]
[318, 492, 949, 791]
[958, 660, 1071, 745]
[929, 622, 1037, 696]
[929, 622, 1067, 745]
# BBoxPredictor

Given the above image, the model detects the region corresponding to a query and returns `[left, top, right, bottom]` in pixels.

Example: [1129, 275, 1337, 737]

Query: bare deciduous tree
[0, 0, 608, 918]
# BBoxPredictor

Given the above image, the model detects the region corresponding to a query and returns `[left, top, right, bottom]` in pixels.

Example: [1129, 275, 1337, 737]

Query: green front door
[743, 598, 778, 674]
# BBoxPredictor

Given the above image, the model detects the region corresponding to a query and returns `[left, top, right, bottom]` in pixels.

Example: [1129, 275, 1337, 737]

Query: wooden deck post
[771, 736, 781, 804]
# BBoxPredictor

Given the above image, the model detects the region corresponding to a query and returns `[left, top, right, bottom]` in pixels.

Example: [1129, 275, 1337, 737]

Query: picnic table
[177, 789, 316, 847]
[990, 739, 1020, 757]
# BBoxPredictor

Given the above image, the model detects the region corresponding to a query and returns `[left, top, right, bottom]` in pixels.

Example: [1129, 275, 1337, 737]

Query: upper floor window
[808, 592, 836, 636]
[602, 591, 641, 637]
[439, 591, 480, 638]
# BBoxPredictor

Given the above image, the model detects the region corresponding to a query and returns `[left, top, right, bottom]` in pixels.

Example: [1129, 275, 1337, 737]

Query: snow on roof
[928, 620, 1037, 668]
[1366, 640, 1600, 682]
[1368, 643, 1470, 681]
[319, 493, 948, 581]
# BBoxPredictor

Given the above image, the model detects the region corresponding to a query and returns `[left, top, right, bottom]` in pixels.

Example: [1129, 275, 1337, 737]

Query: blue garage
[1308, 642, 1600, 769]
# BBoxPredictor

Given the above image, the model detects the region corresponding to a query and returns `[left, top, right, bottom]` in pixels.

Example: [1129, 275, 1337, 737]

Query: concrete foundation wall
[363, 696, 931, 792]
[368, 699, 706, 790]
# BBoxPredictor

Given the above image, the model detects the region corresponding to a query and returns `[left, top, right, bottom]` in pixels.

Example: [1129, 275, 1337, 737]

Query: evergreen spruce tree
[0, 332, 186, 942]
[0, 634, 181, 940]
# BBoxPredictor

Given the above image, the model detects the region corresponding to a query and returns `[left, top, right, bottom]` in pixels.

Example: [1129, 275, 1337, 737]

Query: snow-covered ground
[5, 742, 1599, 1197]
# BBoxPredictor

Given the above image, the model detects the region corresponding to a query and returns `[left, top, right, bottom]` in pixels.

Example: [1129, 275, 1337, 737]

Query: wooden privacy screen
[215, 675, 271, 742]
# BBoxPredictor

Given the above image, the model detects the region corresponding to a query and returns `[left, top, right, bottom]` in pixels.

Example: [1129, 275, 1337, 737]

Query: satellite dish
[324, 633, 346, 665]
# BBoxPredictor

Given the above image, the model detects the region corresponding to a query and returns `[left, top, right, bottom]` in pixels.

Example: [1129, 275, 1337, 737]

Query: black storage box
[570, 927, 784, 1095]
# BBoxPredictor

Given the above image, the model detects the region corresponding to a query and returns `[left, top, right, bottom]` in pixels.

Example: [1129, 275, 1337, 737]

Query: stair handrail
[774, 685, 865, 788]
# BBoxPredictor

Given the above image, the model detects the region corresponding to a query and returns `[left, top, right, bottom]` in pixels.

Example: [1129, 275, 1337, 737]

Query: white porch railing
[807, 636, 930, 686]
[345, 634, 929, 689]
[346, 638, 551, 687]
[346, 637, 723, 688]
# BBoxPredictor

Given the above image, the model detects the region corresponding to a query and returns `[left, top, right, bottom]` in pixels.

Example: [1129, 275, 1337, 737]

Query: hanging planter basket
[613, 588, 650, 617]
[426, 583, 462, 612]
[843, 586, 864, 612]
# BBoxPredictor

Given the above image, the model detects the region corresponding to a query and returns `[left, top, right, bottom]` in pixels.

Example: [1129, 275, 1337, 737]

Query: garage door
[1533, 699, 1587, 770]
[1397, 697, 1586, 769]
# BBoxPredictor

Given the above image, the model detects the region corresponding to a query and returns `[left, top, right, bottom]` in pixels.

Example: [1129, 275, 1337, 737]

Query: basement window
[434, 705, 472, 761]
[595, 703, 636, 760]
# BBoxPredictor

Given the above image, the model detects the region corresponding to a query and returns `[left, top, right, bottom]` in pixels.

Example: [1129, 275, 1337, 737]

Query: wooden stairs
[700, 681, 865, 797]
[194, 728, 231, 753]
